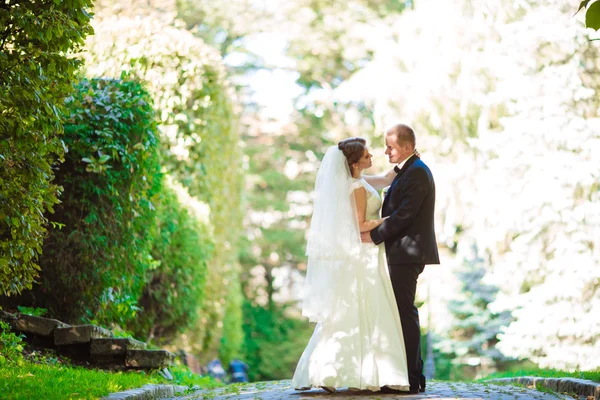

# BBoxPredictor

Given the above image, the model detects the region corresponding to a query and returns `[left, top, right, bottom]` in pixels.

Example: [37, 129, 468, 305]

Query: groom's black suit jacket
[370, 154, 440, 266]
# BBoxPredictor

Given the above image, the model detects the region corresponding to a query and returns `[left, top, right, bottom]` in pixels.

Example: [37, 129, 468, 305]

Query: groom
[361, 123, 440, 394]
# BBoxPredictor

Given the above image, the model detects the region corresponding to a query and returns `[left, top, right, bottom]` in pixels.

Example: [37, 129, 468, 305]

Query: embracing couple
[292, 123, 440, 394]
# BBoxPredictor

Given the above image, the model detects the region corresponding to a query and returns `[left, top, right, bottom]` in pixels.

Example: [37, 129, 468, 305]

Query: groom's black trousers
[388, 263, 425, 390]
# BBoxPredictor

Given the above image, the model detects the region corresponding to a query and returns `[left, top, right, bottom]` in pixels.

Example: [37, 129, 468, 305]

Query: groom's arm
[369, 168, 429, 245]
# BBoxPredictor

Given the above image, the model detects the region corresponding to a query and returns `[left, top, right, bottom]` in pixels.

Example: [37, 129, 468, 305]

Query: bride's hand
[360, 232, 373, 243]
[414, 148, 421, 158]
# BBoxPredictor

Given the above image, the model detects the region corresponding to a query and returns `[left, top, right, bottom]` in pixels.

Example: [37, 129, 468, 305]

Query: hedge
[130, 177, 213, 343]
[15, 77, 162, 325]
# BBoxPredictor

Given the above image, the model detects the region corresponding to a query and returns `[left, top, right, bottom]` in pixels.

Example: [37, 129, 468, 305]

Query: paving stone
[13, 313, 70, 336]
[164, 380, 574, 400]
[54, 324, 113, 346]
[91, 338, 147, 357]
[125, 349, 175, 369]
[100, 384, 187, 400]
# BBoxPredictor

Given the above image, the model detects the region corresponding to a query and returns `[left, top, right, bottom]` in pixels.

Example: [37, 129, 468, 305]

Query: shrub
[130, 177, 213, 343]
[0, 321, 24, 366]
[16, 77, 161, 325]
[0, 0, 93, 296]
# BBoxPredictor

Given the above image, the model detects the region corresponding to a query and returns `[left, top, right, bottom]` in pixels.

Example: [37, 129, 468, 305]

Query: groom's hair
[338, 137, 367, 171]
[388, 124, 416, 148]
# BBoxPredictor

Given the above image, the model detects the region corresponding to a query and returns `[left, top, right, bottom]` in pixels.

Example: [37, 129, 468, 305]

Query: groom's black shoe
[419, 375, 426, 392]
[380, 386, 419, 395]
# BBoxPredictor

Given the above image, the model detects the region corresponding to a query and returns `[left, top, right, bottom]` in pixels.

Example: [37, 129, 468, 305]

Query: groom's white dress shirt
[396, 154, 413, 172]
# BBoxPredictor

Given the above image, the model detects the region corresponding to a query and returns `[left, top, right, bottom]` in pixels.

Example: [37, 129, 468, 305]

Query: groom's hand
[361, 232, 373, 243]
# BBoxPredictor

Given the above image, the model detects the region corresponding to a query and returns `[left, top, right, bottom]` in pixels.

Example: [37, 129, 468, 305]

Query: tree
[0, 0, 93, 296]
[442, 241, 512, 378]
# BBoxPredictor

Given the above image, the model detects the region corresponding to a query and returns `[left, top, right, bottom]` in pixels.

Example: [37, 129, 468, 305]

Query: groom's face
[385, 133, 412, 164]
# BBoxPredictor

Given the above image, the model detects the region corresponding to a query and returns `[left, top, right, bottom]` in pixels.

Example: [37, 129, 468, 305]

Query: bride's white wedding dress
[292, 177, 410, 392]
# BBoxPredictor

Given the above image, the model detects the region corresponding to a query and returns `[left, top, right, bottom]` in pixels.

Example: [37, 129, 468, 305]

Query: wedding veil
[302, 146, 362, 323]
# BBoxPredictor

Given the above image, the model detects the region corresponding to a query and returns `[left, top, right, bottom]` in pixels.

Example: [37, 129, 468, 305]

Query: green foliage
[241, 301, 314, 381]
[17, 306, 47, 317]
[577, 0, 600, 31]
[586, 1, 600, 30]
[0, 321, 24, 366]
[21, 77, 161, 325]
[86, 3, 245, 358]
[218, 272, 244, 366]
[0, 0, 94, 296]
[169, 364, 224, 388]
[130, 178, 213, 343]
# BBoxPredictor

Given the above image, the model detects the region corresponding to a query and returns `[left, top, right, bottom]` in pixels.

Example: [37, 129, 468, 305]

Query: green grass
[0, 318, 222, 399]
[481, 368, 600, 384]
[0, 361, 222, 400]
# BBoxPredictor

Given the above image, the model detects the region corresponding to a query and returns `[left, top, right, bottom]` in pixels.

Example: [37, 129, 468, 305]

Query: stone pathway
[164, 380, 574, 400]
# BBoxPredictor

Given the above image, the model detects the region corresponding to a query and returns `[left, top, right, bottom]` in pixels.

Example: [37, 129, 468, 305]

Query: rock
[486, 377, 600, 400]
[125, 349, 175, 369]
[556, 378, 599, 398]
[0, 310, 16, 323]
[13, 314, 70, 336]
[90, 338, 146, 357]
[54, 324, 112, 346]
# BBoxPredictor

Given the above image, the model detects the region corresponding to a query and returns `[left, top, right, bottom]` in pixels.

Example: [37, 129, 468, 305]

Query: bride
[292, 137, 410, 392]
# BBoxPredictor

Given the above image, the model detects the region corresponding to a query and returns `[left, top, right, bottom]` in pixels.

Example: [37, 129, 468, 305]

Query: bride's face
[355, 148, 373, 171]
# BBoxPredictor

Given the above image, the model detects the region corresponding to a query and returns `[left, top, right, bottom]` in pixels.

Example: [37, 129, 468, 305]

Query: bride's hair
[338, 137, 366, 171]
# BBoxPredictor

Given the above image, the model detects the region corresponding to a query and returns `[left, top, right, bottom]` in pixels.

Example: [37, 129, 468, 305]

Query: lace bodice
[352, 178, 382, 220]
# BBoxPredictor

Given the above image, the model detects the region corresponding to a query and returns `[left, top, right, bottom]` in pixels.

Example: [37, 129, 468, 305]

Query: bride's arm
[362, 168, 396, 190]
[354, 187, 388, 232]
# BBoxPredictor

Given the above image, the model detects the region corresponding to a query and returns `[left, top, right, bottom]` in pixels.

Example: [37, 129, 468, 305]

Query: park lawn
[481, 368, 600, 384]
[0, 360, 221, 400]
